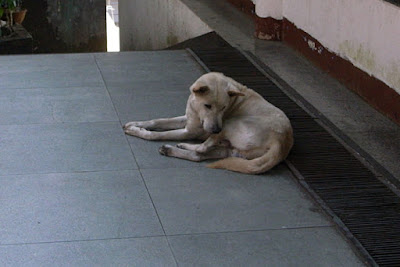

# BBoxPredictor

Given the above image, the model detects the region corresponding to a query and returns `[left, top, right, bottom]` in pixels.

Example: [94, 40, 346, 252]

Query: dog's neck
[225, 89, 247, 117]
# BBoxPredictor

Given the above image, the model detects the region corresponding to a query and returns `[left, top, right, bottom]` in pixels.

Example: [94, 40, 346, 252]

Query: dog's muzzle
[211, 125, 222, 134]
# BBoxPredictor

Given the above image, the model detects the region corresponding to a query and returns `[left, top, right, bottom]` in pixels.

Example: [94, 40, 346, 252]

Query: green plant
[0, 0, 19, 31]
[0, 0, 18, 12]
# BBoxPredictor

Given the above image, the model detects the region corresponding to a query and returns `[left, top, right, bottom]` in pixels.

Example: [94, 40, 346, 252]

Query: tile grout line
[165, 224, 334, 238]
[0, 168, 139, 178]
[137, 167, 181, 267]
[0, 120, 121, 127]
[0, 166, 211, 178]
[0, 235, 166, 247]
[0, 85, 108, 91]
[0, 224, 334, 247]
[93, 54, 180, 267]
[93, 55, 124, 129]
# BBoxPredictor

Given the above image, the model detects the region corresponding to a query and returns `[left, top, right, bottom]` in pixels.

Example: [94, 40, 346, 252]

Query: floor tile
[0, 87, 118, 125]
[127, 138, 208, 170]
[101, 67, 201, 87]
[141, 166, 331, 235]
[95, 51, 204, 86]
[168, 228, 364, 266]
[0, 70, 104, 89]
[94, 50, 197, 68]
[0, 122, 136, 175]
[106, 80, 194, 97]
[0, 170, 163, 244]
[0, 54, 103, 89]
[0, 237, 176, 266]
[113, 91, 189, 123]
[0, 54, 97, 71]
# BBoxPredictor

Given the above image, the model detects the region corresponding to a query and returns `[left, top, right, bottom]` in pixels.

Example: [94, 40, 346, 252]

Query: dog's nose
[211, 126, 222, 134]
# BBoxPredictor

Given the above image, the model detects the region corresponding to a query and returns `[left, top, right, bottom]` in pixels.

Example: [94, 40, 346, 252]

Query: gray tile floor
[0, 51, 365, 266]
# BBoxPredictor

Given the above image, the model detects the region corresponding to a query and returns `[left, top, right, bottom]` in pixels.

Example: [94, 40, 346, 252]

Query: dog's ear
[192, 85, 210, 95]
[227, 90, 245, 97]
[227, 81, 245, 97]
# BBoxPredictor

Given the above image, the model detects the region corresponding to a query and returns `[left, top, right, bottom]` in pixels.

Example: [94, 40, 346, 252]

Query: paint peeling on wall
[307, 39, 323, 54]
[303, 34, 324, 54]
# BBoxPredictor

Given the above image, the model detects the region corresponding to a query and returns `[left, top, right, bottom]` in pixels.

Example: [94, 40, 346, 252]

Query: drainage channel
[181, 35, 400, 266]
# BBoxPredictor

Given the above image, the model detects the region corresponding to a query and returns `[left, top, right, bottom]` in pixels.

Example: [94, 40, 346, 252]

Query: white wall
[119, 0, 211, 50]
[255, 0, 400, 94]
[253, 0, 282, 19]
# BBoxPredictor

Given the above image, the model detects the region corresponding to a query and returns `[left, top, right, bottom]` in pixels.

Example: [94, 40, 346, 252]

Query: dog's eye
[204, 104, 212, 109]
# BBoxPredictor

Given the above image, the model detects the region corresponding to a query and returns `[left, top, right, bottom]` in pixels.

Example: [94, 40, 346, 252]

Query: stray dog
[124, 72, 293, 174]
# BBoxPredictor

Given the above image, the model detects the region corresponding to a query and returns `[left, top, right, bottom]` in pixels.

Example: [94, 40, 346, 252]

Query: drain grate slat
[185, 36, 400, 266]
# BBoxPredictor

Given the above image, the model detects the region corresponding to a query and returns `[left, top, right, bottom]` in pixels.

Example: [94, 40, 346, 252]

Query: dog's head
[190, 72, 245, 134]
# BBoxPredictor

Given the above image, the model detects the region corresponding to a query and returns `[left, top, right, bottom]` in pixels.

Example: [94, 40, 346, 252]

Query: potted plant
[0, 0, 26, 29]
[13, 0, 27, 24]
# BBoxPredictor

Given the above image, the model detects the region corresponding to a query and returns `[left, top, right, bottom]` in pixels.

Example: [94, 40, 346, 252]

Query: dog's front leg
[177, 134, 226, 153]
[159, 145, 230, 161]
[124, 126, 198, 141]
[124, 115, 187, 131]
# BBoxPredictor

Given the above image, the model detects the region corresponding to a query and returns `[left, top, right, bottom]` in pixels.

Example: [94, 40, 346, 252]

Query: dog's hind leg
[159, 145, 230, 162]
[124, 115, 187, 131]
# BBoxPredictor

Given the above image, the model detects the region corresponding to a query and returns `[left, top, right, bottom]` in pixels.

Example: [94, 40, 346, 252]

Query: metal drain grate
[181, 33, 400, 266]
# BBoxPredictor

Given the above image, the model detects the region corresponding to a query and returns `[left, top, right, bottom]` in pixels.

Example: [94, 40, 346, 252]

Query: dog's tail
[207, 143, 287, 174]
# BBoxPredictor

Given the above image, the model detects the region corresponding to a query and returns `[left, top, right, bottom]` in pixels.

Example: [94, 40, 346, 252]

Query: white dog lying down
[124, 72, 293, 174]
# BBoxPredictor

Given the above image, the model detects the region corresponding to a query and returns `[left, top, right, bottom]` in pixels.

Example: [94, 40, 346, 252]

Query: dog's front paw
[177, 143, 189, 150]
[159, 145, 173, 156]
[124, 125, 146, 137]
[195, 146, 208, 154]
[123, 121, 140, 130]
[177, 143, 201, 151]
